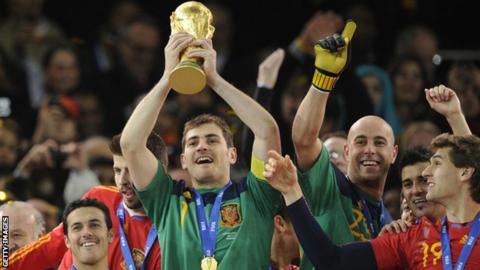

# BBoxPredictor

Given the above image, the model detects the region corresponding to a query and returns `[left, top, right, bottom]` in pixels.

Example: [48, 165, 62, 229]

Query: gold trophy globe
[169, 1, 215, 94]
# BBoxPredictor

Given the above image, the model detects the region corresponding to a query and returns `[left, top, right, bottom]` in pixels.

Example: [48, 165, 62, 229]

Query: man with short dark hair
[5, 134, 162, 270]
[63, 198, 113, 270]
[121, 32, 282, 269]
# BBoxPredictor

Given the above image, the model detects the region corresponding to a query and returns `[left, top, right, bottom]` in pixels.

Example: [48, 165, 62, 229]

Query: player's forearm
[286, 197, 377, 270]
[291, 87, 328, 149]
[446, 112, 471, 136]
[121, 76, 170, 152]
[209, 74, 280, 147]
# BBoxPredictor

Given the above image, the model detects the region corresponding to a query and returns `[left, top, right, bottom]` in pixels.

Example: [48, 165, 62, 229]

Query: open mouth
[81, 241, 98, 247]
[195, 156, 213, 164]
[360, 160, 380, 167]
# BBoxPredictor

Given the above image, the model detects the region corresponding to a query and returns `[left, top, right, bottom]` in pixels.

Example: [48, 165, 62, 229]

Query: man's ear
[273, 215, 286, 233]
[460, 167, 475, 182]
[180, 153, 187, 170]
[64, 235, 71, 249]
[344, 143, 350, 162]
[228, 147, 237, 164]
[391, 145, 399, 164]
[107, 229, 114, 243]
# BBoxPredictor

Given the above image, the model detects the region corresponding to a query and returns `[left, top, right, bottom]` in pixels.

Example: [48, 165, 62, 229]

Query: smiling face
[181, 123, 236, 187]
[64, 207, 113, 267]
[345, 116, 398, 186]
[423, 148, 463, 204]
[402, 161, 444, 219]
[113, 155, 142, 210]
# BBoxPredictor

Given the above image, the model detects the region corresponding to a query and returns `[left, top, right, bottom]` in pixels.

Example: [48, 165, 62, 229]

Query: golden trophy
[169, 1, 215, 94]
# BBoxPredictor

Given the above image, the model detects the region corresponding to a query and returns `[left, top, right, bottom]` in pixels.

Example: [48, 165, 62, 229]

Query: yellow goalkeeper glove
[312, 20, 356, 92]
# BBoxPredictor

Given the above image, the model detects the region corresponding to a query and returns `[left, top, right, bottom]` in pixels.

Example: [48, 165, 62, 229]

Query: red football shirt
[4, 186, 161, 270]
[371, 216, 480, 269]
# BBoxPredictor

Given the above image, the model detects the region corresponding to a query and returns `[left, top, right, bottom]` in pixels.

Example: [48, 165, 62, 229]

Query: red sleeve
[2, 223, 67, 270]
[370, 230, 408, 270]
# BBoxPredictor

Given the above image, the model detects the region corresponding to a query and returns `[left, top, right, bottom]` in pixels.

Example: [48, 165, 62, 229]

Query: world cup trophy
[169, 1, 215, 94]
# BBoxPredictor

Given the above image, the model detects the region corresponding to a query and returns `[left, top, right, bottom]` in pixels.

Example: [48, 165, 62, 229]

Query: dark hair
[118, 14, 159, 41]
[431, 133, 480, 203]
[62, 198, 112, 235]
[399, 146, 432, 173]
[42, 44, 78, 69]
[389, 54, 429, 88]
[110, 133, 168, 167]
[181, 114, 234, 150]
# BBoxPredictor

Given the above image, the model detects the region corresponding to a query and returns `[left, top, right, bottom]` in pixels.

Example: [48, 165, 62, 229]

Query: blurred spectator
[356, 64, 401, 136]
[322, 131, 348, 174]
[32, 94, 79, 144]
[390, 55, 429, 126]
[99, 14, 162, 135]
[0, 0, 66, 109]
[73, 92, 105, 138]
[395, 25, 439, 82]
[0, 119, 21, 189]
[399, 121, 440, 151]
[0, 200, 46, 254]
[42, 44, 81, 97]
[92, 0, 142, 73]
[446, 61, 480, 135]
[82, 136, 113, 186]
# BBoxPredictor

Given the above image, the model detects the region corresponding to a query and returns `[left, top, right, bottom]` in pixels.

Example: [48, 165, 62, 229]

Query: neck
[72, 257, 108, 270]
[351, 179, 385, 200]
[444, 191, 480, 223]
[193, 178, 229, 189]
[124, 203, 145, 216]
[270, 233, 298, 269]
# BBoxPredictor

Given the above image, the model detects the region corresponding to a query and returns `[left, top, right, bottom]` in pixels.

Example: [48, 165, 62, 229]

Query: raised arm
[425, 84, 471, 136]
[120, 33, 194, 189]
[292, 21, 356, 171]
[263, 150, 377, 270]
[241, 49, 285, 164]
[187, 39, 280, 161]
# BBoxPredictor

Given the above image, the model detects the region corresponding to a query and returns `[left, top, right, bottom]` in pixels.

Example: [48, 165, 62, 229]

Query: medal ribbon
[192, 181, 232, 257]
[117, 203, 157, 270]
[441, 212, 480, 270]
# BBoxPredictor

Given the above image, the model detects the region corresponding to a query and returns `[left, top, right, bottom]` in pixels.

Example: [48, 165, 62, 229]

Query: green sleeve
[246, 171, 282, 216]
[297, 145, 342, 215]
[135, 160, 173, 229]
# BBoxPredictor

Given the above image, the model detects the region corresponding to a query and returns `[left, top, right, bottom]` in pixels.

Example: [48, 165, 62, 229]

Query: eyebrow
[187, 133, 221, 141]
[353, 135, 387, 141]
[431, 154, 443, 161]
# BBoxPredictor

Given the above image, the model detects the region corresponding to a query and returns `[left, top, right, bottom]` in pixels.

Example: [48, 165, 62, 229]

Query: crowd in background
[0, 0, 479, 250]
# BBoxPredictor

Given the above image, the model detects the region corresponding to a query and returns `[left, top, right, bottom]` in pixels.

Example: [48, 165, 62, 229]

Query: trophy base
[169, 61, 206, 95]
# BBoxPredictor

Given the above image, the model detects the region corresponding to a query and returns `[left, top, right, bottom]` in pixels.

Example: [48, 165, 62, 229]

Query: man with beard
[3, 133, 164, 270]
[290, 22, 395, 269]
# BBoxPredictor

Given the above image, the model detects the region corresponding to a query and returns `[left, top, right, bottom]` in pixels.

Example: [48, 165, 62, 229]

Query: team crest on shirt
[120, 248, 145, 270]
[220, 203, 242, 228]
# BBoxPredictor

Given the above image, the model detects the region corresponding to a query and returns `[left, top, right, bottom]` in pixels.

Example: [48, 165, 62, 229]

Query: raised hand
[164, 33, 194, 76]
[312, 20, 356, 92]
[379, 219, 412, 236]
[425, 84, 462, 117]
[296, 11, 344, 55]
[263, 150, 303, 205]
[186, 39, 217, 80]
[257, 48, 285, 89]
